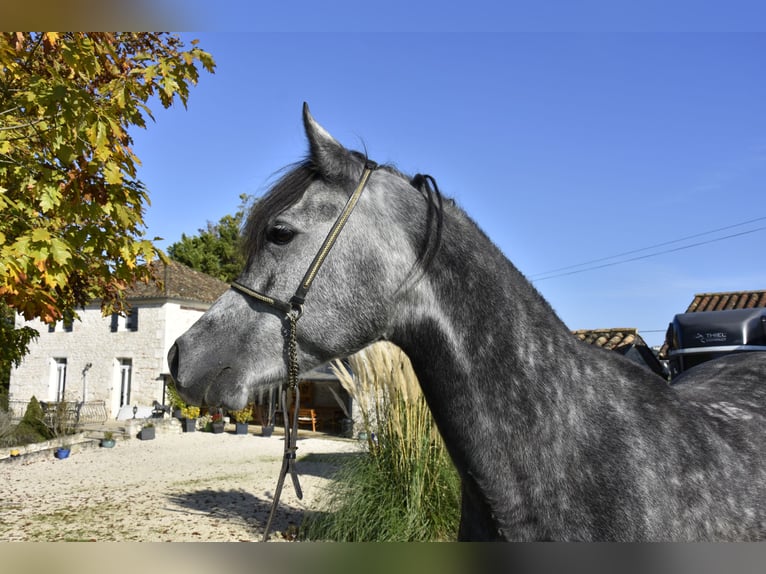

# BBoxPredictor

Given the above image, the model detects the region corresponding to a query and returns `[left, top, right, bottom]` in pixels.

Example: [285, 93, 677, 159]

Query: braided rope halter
[230, 161, 377, 541]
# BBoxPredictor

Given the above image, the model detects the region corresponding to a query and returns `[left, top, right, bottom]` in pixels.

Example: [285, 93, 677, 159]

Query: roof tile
[125, 259, 229, 304]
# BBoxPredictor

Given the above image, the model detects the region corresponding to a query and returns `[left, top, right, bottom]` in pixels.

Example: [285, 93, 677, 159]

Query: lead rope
[262, 308, 303, 542]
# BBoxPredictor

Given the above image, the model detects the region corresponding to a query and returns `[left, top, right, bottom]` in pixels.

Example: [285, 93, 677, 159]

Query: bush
[0, 396, 50, 447]
[0, 383, 8, 413]
[300, 343, 461, 541]
[20, 396, 51, 439]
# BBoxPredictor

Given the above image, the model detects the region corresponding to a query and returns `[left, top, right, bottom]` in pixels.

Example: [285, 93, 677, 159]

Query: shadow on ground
[165, 488, 303, 540]
[165, 452, 362, 540]
[296, 451, 363, 478]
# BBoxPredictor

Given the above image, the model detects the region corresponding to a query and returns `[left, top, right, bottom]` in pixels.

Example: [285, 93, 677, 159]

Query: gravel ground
[0, 430, 362, 542]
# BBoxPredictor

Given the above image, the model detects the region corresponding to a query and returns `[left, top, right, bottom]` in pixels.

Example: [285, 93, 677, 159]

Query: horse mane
[240, 154, 445, 278]
[241, 160, 318, 265]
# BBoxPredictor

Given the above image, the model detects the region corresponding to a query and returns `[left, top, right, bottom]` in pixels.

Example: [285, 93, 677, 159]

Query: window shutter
[110, 313, 118, 332]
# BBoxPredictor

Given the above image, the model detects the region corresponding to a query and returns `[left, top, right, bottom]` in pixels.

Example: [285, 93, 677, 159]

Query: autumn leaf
[0, 32, 215, 366]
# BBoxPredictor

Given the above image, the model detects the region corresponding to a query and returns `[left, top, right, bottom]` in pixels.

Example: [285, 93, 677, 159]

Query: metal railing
[6, 399, 108, 425]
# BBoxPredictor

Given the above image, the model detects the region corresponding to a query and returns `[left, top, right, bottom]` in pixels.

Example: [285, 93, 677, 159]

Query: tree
[167, 193, 251, 283]
[0, 33, 215, 369]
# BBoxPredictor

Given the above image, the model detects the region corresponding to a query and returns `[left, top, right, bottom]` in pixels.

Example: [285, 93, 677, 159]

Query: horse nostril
[168, 343, 180, 380]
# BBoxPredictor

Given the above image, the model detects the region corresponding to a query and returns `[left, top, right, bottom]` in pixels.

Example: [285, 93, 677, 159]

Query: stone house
[8, 260, 229, 419]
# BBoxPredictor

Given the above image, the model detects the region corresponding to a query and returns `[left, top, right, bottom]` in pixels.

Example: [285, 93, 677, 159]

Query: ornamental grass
[300, 342, 460, 541]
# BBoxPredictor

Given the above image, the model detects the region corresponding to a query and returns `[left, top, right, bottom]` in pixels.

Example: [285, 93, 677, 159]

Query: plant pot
[261, 425, 274, 437]
[54, 447, 71, 459]
[235, 422, 249, 435]
[182, 418, 196, 432]
[340, 418, 354, 439]
[100, 439, 116, 448]
[211, 422, 225, 434]
[172, 408, 183, 419]
[138, 426, 155, 440]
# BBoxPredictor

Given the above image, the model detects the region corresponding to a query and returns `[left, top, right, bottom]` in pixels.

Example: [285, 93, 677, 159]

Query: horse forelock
[241, 160, 318, 265]
[241, 151, 446, 280]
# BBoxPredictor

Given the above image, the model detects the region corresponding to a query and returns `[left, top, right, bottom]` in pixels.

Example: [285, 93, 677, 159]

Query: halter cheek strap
[231, 159, 378, 315]
[229, 160, 378, 541]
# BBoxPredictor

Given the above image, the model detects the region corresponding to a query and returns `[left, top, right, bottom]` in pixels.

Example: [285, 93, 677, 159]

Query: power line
[529, 215, 766, 281]
[531, 223, 766, 282]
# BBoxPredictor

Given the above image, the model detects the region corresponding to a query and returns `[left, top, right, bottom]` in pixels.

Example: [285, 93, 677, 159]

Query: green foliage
[0, 300, 39, 402]
[165, 379, 186, 410]
[167, 194, 251, 282]
[0, 32, 215, 367]
[300, 343, 461, 541]
[15, 395, 50, 443]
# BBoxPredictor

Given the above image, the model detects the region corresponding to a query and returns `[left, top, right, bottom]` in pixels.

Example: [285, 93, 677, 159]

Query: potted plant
[230, 404, 253, 435]
[43, 396, 76, 459]
[54, 445, 71, 459]
[166, 380, 185, 419]
[138, 422, 155, 440]
[181, 405, 200, 432]
[100, 431, 116, 448]
[210, 409, 225, 434]
[257, 389, 277, 437]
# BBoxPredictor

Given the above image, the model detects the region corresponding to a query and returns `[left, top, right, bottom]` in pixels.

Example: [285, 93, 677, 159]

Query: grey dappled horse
[169, 104, 766, 541]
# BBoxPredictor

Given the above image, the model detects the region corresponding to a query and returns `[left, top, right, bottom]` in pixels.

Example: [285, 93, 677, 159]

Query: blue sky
[130, 24, 765, 348]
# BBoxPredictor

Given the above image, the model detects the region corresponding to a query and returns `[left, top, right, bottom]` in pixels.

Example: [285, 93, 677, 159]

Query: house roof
[125, 259, 230, 304]
[573, 327, 666, 378]
[572, 328, 646, 350]
[683, 290, 766, 313]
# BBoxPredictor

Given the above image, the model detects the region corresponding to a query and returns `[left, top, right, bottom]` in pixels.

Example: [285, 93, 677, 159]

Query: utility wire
[529, 215, 766, 280]
[531, 223, 766, 282]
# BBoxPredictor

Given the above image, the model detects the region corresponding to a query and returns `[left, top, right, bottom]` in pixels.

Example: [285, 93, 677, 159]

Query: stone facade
[8, 261, 229, 419]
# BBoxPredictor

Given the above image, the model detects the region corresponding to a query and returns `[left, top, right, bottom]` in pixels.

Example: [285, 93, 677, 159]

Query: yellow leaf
[104, 162, 123, 185]
[43, 32, 59, 46]
[31, 228, 51, 242]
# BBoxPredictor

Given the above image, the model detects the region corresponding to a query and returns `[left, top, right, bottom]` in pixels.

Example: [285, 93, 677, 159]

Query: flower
[230, 404, 253, 424]
[181, 405, 200, 419]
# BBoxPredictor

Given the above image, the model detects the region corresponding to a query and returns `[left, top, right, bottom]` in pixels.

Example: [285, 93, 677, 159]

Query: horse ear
[303, 102, 355, 181]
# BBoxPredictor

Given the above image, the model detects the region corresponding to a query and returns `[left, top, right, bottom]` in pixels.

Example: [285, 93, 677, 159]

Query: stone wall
[9, 300, 208, 419]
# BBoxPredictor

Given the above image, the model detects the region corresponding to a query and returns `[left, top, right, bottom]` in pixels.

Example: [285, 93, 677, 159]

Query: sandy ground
[0, 430, 362, 542]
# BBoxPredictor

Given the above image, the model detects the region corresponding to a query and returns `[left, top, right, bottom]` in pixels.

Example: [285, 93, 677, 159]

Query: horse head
[168, 104, 441, 409]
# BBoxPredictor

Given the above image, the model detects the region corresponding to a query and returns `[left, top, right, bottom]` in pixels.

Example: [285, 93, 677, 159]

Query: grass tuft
[300, 342, 460, 541]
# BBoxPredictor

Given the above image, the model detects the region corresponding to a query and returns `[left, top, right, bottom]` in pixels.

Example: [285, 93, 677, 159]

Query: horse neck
[387, 210, 589, 479]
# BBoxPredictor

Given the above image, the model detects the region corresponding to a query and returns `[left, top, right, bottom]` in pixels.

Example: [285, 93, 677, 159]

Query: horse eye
[267, 224, 296, 245]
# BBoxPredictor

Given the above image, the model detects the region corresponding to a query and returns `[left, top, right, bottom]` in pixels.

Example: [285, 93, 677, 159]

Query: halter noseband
[230, 159, 378, 541]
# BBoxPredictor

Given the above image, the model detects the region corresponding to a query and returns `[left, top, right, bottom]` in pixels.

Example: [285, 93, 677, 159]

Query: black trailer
[666, 307, 766, 379]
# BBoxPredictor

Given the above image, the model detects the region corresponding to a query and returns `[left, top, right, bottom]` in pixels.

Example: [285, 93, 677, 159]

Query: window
[48, 311, 74, 333]
[110, 309, 139, 332]
[126, 308, 138, 332]
[118, 359, 132, 407]
[53, 358, 67, 402]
